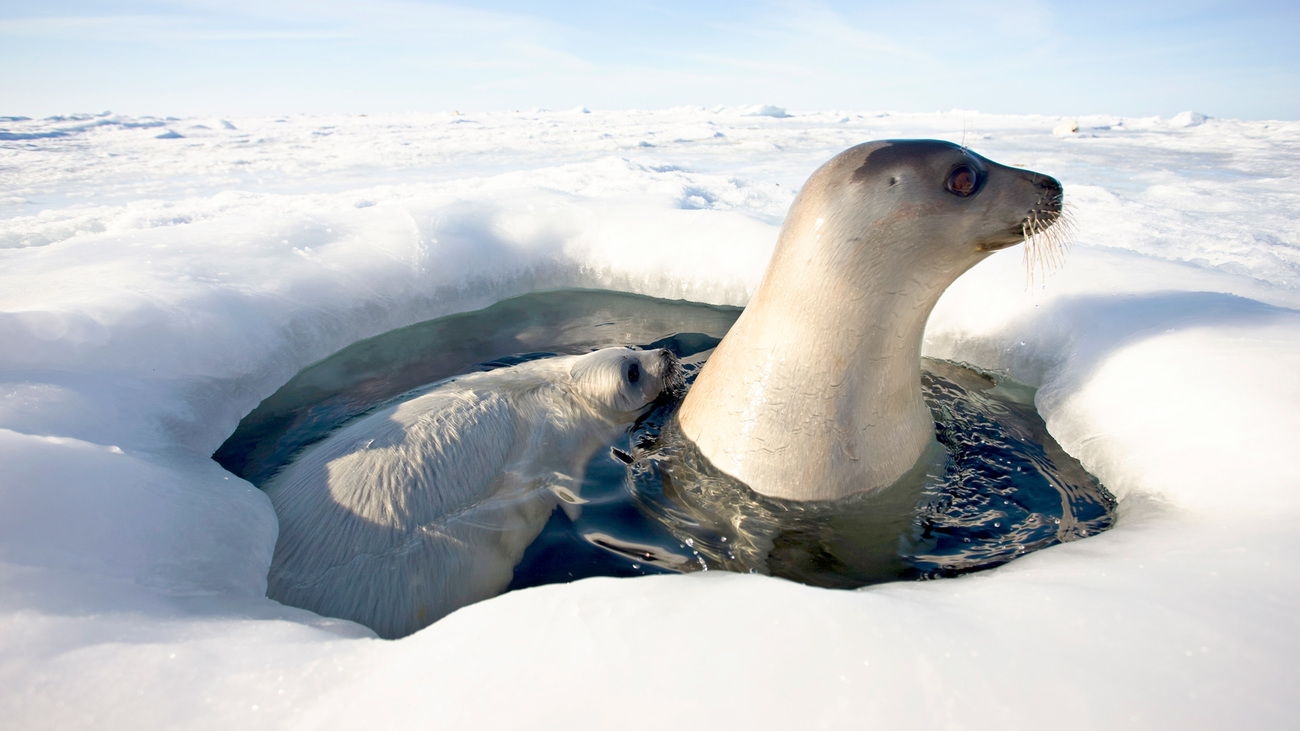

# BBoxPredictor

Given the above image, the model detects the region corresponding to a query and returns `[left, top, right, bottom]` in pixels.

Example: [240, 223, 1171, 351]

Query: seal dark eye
[945, 165, 980, 197]
[626, 362, 640, 384]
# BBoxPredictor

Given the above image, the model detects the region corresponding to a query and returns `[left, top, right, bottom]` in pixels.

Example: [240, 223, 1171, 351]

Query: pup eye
[945, 165, 980, 197]
[626, 362, 640, 383]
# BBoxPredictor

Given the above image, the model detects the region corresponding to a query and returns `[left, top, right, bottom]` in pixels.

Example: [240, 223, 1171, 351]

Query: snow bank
[2, 109, 1299, 728]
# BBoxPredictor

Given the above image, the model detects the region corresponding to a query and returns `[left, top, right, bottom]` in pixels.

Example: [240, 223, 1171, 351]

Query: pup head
[568, 347, 680, 414]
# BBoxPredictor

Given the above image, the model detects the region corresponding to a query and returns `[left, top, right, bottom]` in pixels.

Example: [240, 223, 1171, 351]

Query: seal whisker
[1023, 200, 1076, 287]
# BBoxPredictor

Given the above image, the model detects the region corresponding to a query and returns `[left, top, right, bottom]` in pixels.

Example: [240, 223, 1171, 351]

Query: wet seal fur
[676, 140, 1064, 502]
[265, 346, 679, 639]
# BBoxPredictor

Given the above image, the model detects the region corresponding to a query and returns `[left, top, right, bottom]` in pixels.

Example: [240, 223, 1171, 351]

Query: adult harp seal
[676, 140, 1065, 502]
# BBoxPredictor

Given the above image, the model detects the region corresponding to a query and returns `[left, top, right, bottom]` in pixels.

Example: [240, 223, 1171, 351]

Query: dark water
[215, 288, 1115, 595]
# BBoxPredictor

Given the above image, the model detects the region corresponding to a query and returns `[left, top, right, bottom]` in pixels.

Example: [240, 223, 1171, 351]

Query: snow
[2, 107, 1299, 728]
[741, 104, 793, 118]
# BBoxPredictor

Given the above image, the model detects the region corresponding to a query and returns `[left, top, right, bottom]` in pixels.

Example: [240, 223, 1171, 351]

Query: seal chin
[978, 237, 1024, 252]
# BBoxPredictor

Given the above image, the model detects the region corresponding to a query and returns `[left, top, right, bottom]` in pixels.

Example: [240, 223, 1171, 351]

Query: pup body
[266, 347, 677, 638]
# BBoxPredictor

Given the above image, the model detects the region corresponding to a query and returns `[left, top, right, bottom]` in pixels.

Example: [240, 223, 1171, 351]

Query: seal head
[676, 140, 1063, 502]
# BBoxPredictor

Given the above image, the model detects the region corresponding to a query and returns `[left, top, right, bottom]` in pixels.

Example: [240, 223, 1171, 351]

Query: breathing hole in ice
[215, 289, 1115, 613]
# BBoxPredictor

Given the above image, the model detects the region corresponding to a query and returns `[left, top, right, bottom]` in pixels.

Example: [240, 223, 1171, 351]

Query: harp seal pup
[676, 139, 1065, 502]
[265, 346, 679, 639]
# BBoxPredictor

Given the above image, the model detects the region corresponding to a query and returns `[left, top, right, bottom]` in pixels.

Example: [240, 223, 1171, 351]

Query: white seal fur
[265, 346, 678, 638]
[676, 139, 1065, 502]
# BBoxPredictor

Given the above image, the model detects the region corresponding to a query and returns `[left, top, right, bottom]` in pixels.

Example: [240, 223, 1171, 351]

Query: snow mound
[741, 104, 792, 118]
[1170, 110, 1210, 127]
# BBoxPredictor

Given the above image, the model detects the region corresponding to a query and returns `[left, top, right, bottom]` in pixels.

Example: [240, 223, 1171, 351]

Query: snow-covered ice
[2, 107, 1299, 728]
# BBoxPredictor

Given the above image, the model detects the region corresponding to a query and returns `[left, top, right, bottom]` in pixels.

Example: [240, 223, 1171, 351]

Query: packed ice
[2, 107, 1298, 728]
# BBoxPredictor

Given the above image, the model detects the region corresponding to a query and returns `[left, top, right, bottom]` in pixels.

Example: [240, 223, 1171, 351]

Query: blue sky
[2, 0, 1296, 120]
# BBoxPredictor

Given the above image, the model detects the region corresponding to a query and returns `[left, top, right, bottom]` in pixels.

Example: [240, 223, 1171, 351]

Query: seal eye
[626, 362, 640, 384]
[945, 165, 980, 197]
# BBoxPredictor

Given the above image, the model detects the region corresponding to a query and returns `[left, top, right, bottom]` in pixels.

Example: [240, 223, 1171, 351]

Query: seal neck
[678, 208, 976, 502]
